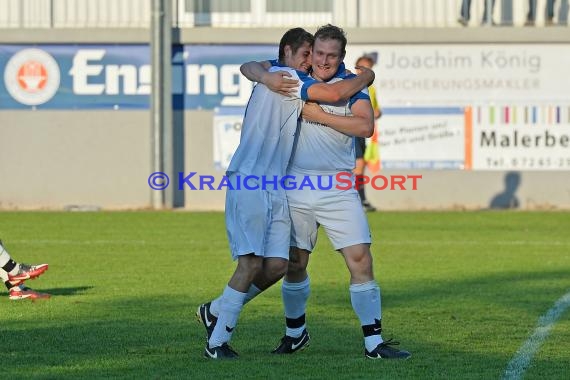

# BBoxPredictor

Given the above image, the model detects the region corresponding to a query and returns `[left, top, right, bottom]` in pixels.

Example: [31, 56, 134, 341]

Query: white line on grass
[503, 290, 570, 380]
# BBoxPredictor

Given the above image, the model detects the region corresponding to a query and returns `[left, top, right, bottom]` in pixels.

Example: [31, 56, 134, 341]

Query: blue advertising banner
[0, 44, 277, 110]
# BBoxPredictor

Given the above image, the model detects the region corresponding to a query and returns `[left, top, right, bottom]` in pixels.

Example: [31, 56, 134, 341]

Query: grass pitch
[1, 211, 569, 379]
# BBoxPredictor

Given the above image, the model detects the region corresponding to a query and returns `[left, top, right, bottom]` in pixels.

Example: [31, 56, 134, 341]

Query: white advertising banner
[471, 105, 570, 170]
[379, 107, 465, 169]
[346, 44, 570, 106]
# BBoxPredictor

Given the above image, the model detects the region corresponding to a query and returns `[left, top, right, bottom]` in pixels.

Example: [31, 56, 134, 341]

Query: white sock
[209, 296, 222, 317]
[0, 242, 18, 275]
[0, 268, 8, 282]
[208, 285, 247, 348]
[0, 269, 18, 291]
[282, 277, 310, 338]
[209, 284, 261, 318]
[350, 280, 383, 351]
[0, 241, 11, 267]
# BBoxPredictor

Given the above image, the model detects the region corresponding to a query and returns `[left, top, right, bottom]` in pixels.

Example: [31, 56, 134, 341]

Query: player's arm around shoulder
[240, 61, 300, 96]
[240, 60, 272, 82]
[306, 67, 375, 104]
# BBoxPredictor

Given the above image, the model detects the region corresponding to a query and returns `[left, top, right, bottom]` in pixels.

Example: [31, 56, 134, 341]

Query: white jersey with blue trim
[226, 62, 318, 187]
[289, 63, 370, 175]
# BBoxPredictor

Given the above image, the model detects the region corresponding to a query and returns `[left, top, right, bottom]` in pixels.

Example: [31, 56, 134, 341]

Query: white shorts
[225, 174, 291, 261]
[286, 171, 371, 252]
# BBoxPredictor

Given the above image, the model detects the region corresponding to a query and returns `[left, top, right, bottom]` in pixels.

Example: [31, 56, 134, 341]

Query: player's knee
[354, 253, 372, 271]
[250, 260, 264, 277]
[343, 246, 373, 273]
[266, 258, 288, 281]
[352, 256, 374, 280]
[288, 248, 309, 275]
[286, 259, 308, 278]
[287, 260, 303, 276]
[237, 255, 264, 277]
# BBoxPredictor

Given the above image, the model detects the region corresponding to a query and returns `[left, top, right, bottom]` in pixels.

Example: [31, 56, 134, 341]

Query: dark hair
[278, 28, 314, 63]
[355, 55, 374, 67]
[314, 24, 347, 57]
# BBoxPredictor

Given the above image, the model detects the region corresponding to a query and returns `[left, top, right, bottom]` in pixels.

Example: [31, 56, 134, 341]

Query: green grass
[1, 211, 569, 379]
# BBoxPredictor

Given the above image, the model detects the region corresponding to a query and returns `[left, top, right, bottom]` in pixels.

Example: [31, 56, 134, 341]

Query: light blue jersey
[288, 63, 370, 175]
[226, 62, 318, 188]
[225, 60, 318, 259]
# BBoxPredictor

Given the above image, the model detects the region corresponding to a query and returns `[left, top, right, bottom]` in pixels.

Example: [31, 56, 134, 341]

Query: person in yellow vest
[354, 55, 381, 212]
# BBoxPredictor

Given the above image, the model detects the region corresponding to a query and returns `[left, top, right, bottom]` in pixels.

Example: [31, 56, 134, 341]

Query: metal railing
[0, 0, 568, 28]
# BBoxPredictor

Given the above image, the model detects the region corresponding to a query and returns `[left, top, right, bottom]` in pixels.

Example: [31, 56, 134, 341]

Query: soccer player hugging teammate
[197, 27, 374, 359]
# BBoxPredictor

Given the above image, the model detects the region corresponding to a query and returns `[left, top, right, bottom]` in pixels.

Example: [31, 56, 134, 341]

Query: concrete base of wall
[0, 111, 152, 210]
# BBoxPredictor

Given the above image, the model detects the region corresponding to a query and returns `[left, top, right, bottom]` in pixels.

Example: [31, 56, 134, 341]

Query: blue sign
[0, 44, 277, 110]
